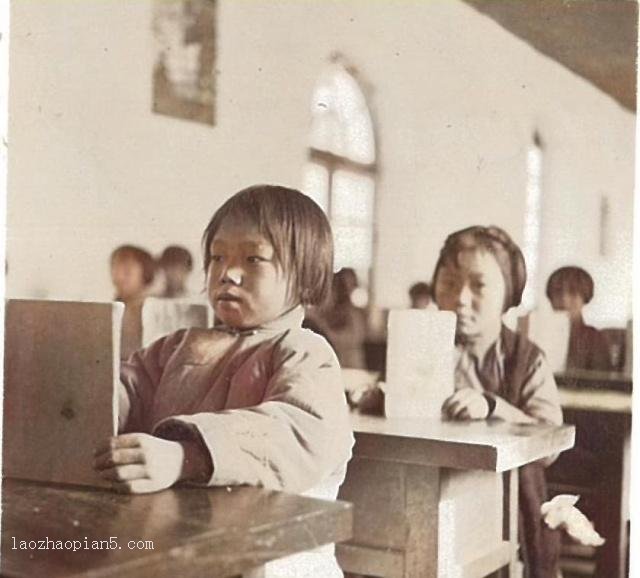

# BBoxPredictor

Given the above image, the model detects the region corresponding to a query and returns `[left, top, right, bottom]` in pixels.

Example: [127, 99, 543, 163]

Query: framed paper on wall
[152, 0, 216, 125]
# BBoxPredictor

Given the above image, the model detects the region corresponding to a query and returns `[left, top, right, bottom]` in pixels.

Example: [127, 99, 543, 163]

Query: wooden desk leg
[242, 567, 265, 578]
[595, 423, 631, 578]
[506, 469, 520, 578]
[339, 458, 505, 578]
[337, 457, 439, 578]
[496, 469, 519, 578]
[404, 465, 440, 578]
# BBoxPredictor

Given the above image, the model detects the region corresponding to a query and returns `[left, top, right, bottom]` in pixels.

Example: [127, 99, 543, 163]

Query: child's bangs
[202, 194, 287, 272]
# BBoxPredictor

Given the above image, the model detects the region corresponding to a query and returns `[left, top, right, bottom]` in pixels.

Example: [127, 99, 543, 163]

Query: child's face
[434, 249, 506, 342]
[111, 257, 146, 301]
[207, 220, 294, 329]
[411, 295, 432, 310]
[550, 289, 584, 319]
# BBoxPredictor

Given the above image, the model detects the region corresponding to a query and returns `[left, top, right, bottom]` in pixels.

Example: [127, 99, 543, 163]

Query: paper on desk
[526, 307, 570, 373]
[385, 309, 456, 418]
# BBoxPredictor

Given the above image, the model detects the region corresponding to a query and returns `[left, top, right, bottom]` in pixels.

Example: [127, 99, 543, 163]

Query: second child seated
[433, 226, 562, 578]
[546, 266, 611, 371]
[95, 185, 354, 577]
[110, 245, 156, 360]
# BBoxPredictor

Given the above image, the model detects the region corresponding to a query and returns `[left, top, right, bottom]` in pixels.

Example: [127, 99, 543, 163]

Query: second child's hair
[432, 225, 526, 311]
[546, 266, 594, 304]
[159, 245, 194, 271]
[202, 185, 334, 307]
[409, 282, 431, 300]
[110, 245, 155, 286]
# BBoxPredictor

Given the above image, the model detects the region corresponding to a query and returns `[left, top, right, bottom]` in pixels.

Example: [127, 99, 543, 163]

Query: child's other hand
[442, 389, 489, 420]
[93, 433, 184, 494]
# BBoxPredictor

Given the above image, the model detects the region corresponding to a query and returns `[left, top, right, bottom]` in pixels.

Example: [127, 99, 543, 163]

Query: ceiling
[463, 0, 638, 112]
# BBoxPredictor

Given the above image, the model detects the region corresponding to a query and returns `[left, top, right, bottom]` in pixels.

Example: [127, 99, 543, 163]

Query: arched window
[302, 57, 377, 296]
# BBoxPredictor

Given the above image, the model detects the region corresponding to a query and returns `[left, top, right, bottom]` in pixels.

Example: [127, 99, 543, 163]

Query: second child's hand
[93, 433, 184, 494]
[441, 388, 490, 420]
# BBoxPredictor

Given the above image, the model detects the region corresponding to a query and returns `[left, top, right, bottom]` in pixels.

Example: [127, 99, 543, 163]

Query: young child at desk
[157, 245, 194, 298]
[433, 226, 563, 578]
[95, 185, 354, 578]
[110, 245, 156, 360]
[546, 266, 612, 372]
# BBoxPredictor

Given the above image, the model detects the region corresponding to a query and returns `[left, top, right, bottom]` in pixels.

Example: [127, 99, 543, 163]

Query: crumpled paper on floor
[540, 494, 605, 547]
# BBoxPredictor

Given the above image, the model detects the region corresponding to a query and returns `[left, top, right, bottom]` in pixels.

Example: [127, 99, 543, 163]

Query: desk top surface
[558, 386, 632, 414]
[350, 413, 575, 472]
[1, 479, 352, 578]
[555, 370, 632, 393]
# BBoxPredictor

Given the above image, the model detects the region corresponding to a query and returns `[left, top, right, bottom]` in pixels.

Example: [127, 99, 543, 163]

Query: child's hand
[442, 389, 490, 420]
[93, 433, 184, 494]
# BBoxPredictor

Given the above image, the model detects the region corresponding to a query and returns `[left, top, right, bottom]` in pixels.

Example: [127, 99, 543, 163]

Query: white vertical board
[385, 309, 456, 418]
[527, 307, 570, 373]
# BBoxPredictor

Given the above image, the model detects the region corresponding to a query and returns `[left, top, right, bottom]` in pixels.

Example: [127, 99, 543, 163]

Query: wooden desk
[551, 387, 632, 578]
[1, 479, 352, 578]
[556, 370, 632, 394]
[559, 386, 632, 414]
[337, 414, 574, 578]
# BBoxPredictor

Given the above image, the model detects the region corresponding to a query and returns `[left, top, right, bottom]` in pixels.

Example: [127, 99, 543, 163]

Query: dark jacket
[498, 327, 562, 578]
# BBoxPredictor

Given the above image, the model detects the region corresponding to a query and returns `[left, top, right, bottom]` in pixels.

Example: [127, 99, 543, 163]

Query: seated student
[110, 245, 156, 360]
[95, 185, 354, 578]
[545, 266, 611, 371]
[545, 267, 614, 543]
[434, 226, 563, 578]
[320, 268, 368, 369]
[408, 281, 435, 310]
[157, 245, 194, 298]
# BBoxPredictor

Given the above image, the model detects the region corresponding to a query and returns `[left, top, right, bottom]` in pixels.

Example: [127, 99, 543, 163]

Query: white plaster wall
[7, 0, 634, 325]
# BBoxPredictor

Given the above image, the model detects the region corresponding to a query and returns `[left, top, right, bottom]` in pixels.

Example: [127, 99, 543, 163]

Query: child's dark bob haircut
[432, 225, 527, 311]
[110, 245, 156, 286]
[202, 185, 334, 307]
[546, 266, 594, 304]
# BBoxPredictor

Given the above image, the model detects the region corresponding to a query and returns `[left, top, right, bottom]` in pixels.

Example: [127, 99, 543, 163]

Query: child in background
[158, 245, 194, 298]
[545, 267, 613, 553]
[316, 268, 368, 369]
[96, 185, 354, 578]
[546, 266, 611, 371]
[408, 281, 434, 310]
[110, 245, 156, 360]
[433, 226, 562, 578]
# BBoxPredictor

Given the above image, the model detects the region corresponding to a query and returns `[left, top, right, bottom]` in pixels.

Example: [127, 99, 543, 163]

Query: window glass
[303, 61, 376, 287]
[302, 162, 329, 213]
[309, 65, 375, 165]
[331, 170, 374, 225]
